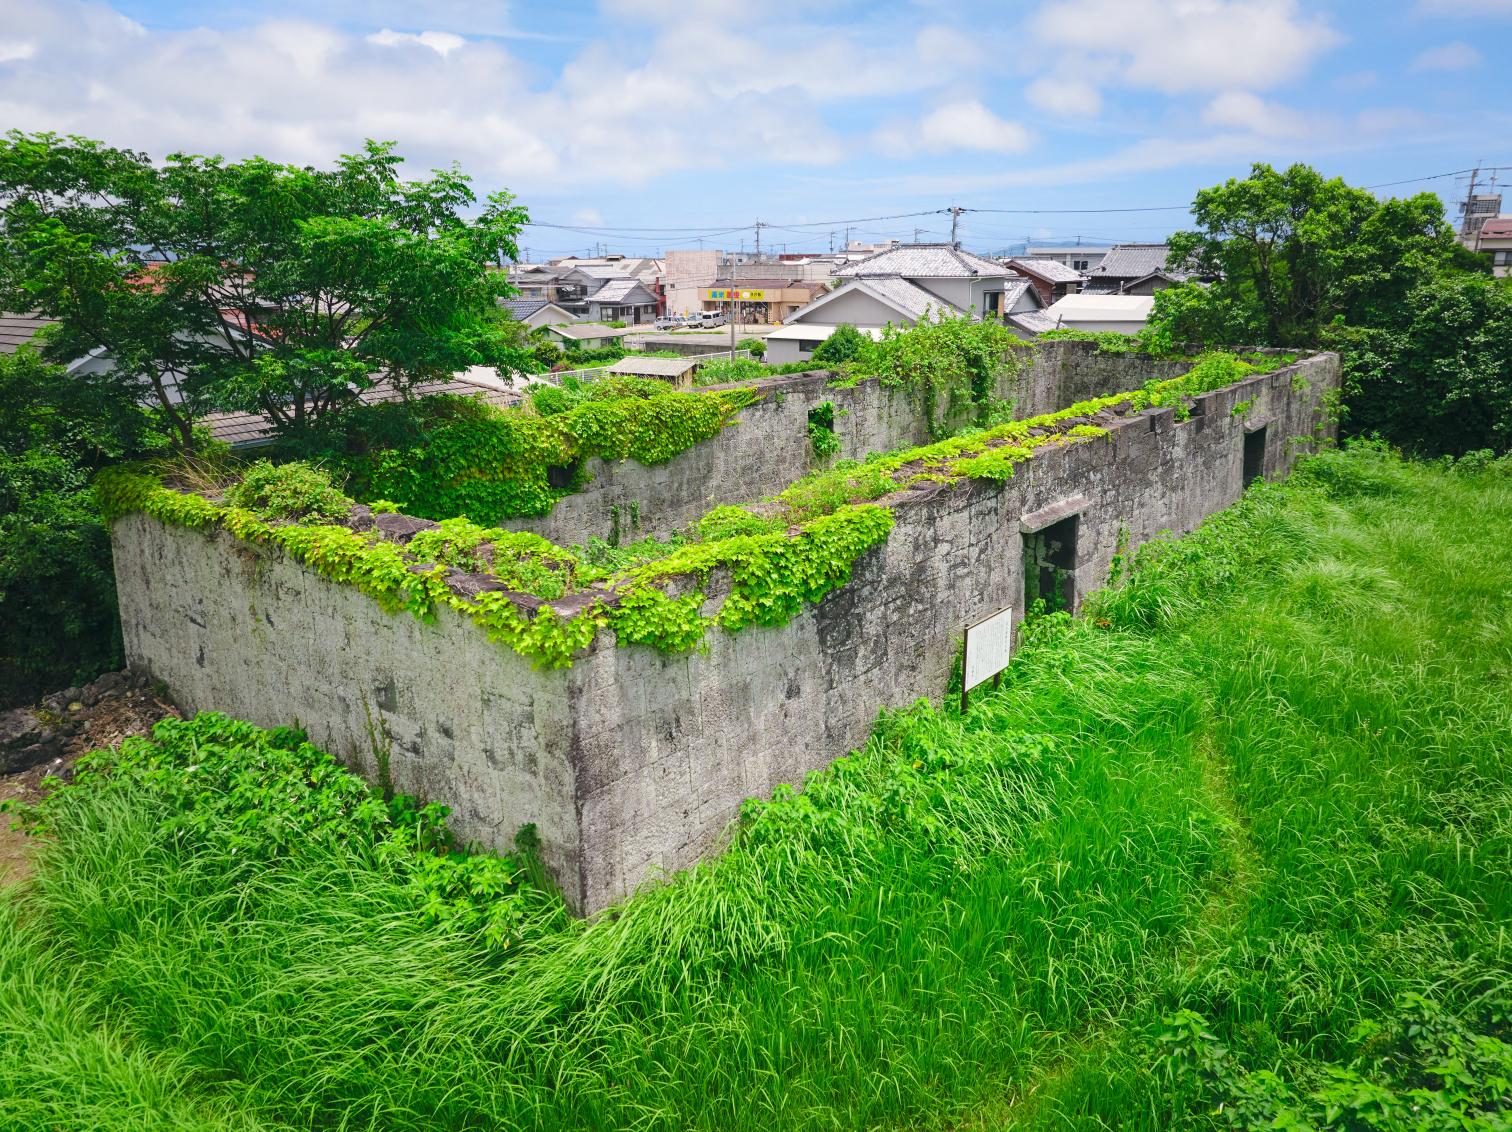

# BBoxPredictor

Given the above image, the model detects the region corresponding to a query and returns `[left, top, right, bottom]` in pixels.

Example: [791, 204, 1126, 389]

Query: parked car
[654, 314, 682, 330]
[695, 310, 728, 328]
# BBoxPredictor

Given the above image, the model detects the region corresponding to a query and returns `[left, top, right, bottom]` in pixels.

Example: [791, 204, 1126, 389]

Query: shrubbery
[810, 323, 866, 366]
[0, 349, 158, 706]
[1146, 161, 1511, 455]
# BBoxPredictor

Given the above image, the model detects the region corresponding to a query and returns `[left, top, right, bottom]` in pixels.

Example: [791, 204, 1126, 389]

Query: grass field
[2, 443, 1509, 1130]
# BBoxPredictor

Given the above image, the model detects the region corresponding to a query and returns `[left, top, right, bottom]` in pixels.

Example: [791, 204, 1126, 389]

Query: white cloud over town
[0, 0, 1484, 213]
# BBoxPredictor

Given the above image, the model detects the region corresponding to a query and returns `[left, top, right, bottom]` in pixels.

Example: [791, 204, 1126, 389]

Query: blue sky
[3, 1, 1509, 258]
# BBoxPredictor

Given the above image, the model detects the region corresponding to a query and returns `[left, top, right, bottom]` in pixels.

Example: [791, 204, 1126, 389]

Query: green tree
[0, 133, 530, 450]
[1155, 162, 1459, 348]
[811, 323, 866, 366]
[1331, 273, 1512, 456]
[0, 346, 156, 705]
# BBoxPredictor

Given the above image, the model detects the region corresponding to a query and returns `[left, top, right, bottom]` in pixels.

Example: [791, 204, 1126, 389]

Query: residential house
[1081, 244, 1191, 295]
[1026, 245, 1111, 273]
[1006, 257, 1086, 305]
[763, 244, 1047, 364]
[1475, 217, 1512, 277]
[548, 265, 661, 323]
[538, 323, 636, 351]
[583, 277, 660, 323]
[1042, 294, 1154, 334]
[498, 298, 575, 329]
[505, 263, 567, 303]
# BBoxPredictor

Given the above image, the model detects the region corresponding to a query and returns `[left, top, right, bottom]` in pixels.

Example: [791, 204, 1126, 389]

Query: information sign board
[961, 606, 1014, 710]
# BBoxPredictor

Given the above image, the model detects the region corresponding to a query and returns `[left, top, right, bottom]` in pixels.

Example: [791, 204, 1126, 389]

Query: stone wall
[508, 340, 1206, 547]
[112, 351, 1338, 914]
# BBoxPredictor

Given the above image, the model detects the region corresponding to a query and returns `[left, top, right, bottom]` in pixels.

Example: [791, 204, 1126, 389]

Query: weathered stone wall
[507, 340, 1205, 546]
[559, 354, 1336, 908]
[112, 351, 1338, 914]
[112, 515, 587, 907]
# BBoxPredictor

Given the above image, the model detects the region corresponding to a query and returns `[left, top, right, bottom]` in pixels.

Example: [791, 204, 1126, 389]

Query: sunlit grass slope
[2, 443, 1508, 1130]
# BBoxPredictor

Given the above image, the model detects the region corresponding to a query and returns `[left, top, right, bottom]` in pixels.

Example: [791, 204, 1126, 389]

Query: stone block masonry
[507, 340, 1209, 547]
[112, 351, 1339, 913]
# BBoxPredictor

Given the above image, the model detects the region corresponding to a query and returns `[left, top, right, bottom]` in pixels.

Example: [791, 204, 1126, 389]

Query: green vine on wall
[320, 381, 761, 526]
[97, 467, 892, 671]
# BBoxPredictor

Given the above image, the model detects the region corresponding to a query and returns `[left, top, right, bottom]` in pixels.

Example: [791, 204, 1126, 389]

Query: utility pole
[948, 205, 965, 248]
[913, 227, 924, 243]
[828, 230, 836, 253]
[754, 220, 763, 261]
[844, 225, 854, 250]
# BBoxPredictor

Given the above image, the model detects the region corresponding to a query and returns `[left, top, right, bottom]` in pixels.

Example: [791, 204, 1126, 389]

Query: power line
[515, 164, 1512, 254]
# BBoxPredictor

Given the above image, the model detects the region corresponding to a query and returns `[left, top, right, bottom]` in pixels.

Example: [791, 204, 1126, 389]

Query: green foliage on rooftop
[309, 381, 761, 525]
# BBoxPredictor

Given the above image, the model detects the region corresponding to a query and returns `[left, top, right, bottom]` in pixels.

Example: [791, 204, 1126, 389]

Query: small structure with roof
[1006, 258, 1086, 305]
[1081, 244, 1192, 295]
[498, 298, 576, 329]
[604, 354, 704, 389]
[1043, 293, 1155, 334]
[538, 323, 637, 351]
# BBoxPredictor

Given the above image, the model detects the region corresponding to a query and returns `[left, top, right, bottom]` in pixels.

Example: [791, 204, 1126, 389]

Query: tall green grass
[2, 443, 1509, 1130]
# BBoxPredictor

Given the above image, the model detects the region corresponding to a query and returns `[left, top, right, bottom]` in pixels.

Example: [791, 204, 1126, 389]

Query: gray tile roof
[1000, 278, 1036, 310]
[1007, 309, 1059, 335]
[838, 243, 1008, 279]
[500, 298, 550, 319]
[856, 276, 963, 321]
[1086, 244, 1177, 281]
[589, 278, 654, 304]
[202, 377, 522, 448]
[548, 323, 635, 341]
[1008, 257, 1085, 283]
[571, 265, 632, 280]
[0, 312, 58, 354]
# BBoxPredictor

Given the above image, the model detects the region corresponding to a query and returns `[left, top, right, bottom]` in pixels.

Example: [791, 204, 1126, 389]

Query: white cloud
[367, 29, 467, 56]
[0, 0, 907, 190]
[1409, 41, 1482, 70]
[1201, 91, 1312, 136]
[1024, 76, 1103, 117]
[921, 101, 1033, 153]
[876, 100, 1033, 157]
[1029, 0, 1344, 93]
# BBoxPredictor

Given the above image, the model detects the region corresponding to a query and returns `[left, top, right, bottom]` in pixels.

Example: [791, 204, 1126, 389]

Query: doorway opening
[1243, 425, 1268, 488]
[1023, 515, 1078, 616]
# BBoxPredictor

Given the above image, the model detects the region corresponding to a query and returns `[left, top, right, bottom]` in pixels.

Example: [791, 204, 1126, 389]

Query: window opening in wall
[546, 462, 577, 490]
[1243, 425, 1268, 487]
[1023, 515, 1078, 616]
[807, 401, 841, 461]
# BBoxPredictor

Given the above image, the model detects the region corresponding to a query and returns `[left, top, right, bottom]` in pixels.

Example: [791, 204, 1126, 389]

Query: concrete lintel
[1020, 493, 1090, 534]
[1244, 414, 1276, 434]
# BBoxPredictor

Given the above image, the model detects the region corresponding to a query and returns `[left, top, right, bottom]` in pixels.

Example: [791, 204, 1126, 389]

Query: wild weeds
[4, 443, 1510, 1130]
